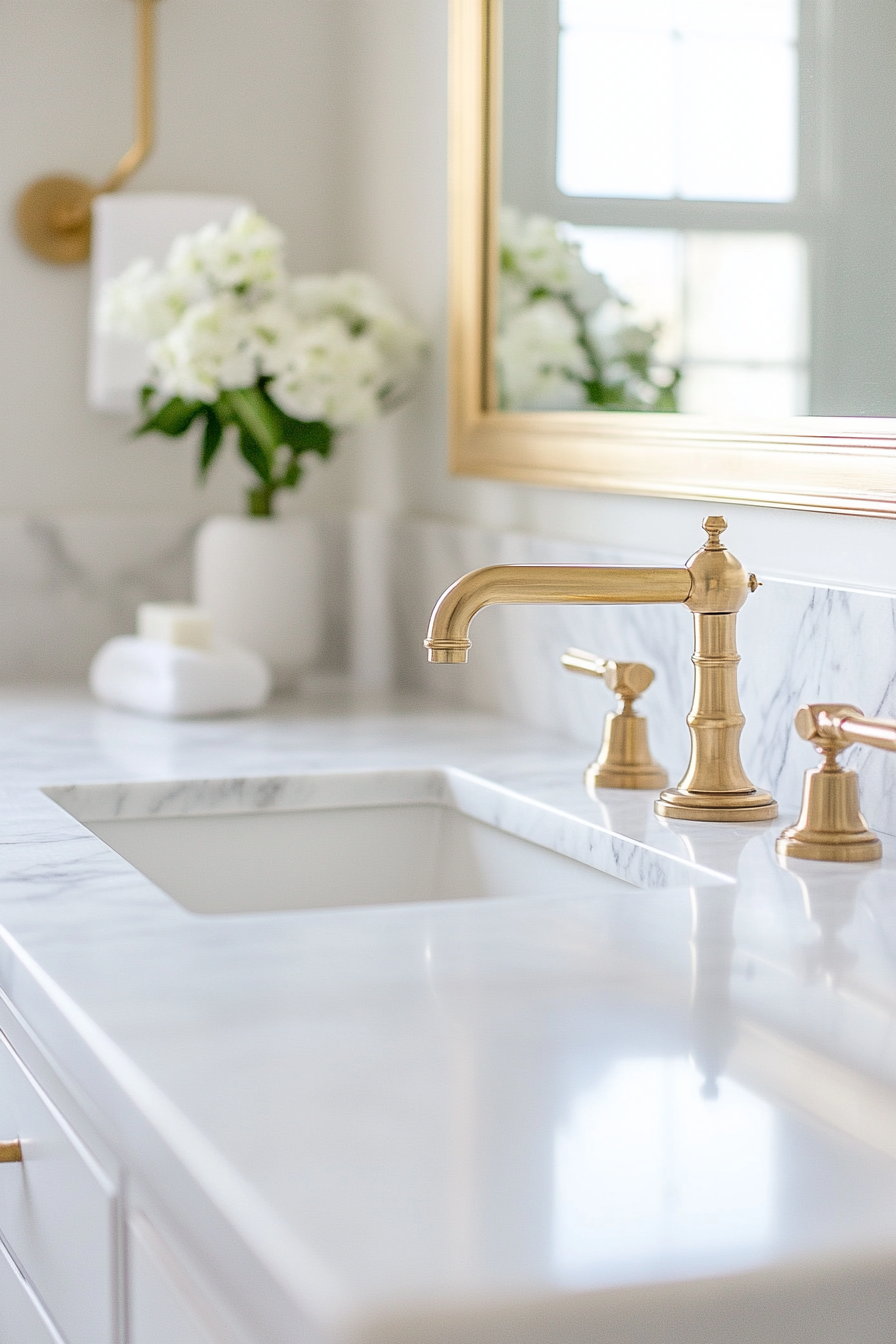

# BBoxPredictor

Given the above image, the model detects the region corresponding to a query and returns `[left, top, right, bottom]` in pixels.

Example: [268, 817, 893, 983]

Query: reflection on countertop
[1, 681, 896, 1341]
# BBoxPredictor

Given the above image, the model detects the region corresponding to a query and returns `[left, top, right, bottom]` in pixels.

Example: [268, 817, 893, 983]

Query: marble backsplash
[394, 517, 896, 835]
[3, 510, 896, 835]
[0, 515, 347, 684]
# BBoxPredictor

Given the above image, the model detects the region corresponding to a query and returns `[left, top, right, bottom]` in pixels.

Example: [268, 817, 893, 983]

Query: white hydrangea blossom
[166, 209, 285, 297]
[496, 299, 590, 411]
[265, 319, 384, 427]
[286, 271, 428, 407]
[97, 259, 201, 341]
[99, 210, 426, 427]
[500, 208, 581, 292]
[500, 207, 610, 312]
[102, 211, 427, 424]
[498, 207, 676, 412]
[149, 296, 258, 403]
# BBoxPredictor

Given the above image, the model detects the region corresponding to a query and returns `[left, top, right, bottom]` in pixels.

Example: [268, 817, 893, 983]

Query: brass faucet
[776, 703, 896, 861]
[560, 648, 668, 790]
[425, 516, 777, 822]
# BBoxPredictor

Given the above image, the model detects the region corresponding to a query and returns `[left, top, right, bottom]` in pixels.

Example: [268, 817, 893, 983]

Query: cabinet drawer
[130, 1213, 235, 1344]
[0, 1235, 65, 1344]
[0, 1030, 117, 1344]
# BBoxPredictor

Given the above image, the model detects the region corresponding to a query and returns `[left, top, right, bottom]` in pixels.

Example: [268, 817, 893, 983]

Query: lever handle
[561, 648, 655, 703]
[795, 703, 896, 760]
[777, 702, 887, 863]
[561, 648, 666, 790]
[0, 1140, 22, 1163]
[560, 648, 607, 678]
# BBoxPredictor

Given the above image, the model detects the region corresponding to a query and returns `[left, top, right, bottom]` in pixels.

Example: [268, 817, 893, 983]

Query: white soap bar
[137, 603, 213, 650]
[90, 637, 271, 718]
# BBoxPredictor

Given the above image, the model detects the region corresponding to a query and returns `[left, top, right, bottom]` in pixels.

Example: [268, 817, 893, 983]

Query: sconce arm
[96, 0, 157, 196]
[16, 0, 160, 264]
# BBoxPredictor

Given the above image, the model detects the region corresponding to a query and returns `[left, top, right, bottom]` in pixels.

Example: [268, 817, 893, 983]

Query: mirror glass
[499, 0, 896, 417]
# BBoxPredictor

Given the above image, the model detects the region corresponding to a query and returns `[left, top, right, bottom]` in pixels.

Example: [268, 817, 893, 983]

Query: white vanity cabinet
[0, 1236, 65, 1344]
[0, 1020, 252, 1344]
[0, 1028, 120, 1344]
[129, 1211, 239, 1344]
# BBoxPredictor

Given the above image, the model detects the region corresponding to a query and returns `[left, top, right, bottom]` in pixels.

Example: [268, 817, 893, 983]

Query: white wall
[3, 0, 896, 594]
[341, 1, 896, 595]
[0, 0, 351, 515]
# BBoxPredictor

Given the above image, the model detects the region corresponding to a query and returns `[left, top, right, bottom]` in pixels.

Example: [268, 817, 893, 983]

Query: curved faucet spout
[421, 517, 777, 823]
[424, 565, 692, 663]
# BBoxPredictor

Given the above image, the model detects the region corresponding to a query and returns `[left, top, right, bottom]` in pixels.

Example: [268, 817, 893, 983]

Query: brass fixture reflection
[425, 517, 777, 822]
[0, 1140, 22, 1163]
[689, 886, 738, 1098]
[561, 648, 667, 790]
[781, 863, 867, 985]
[776, 702, 896, 861]
[16, 0, 160, 264]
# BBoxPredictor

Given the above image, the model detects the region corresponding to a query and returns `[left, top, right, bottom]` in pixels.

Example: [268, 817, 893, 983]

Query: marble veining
[2, 690, 896, 1344]
[3, 510, 896, 836]
[47, 767, 727, 892]
[0, 514, 348, 683]
[396, 518, 896, 836]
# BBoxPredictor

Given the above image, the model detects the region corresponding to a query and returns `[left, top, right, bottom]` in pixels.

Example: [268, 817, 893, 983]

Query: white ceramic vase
[193, 515, 323, 690]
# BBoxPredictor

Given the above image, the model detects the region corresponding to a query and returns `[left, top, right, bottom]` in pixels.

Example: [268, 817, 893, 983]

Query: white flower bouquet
[498, 207, 679, 413]
[100, 210, 427, 515]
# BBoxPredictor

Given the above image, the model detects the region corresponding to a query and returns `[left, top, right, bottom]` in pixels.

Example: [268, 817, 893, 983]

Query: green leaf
[200, 411, 223, 475]
[624, 352, 650, 380]
[280, 416, 333, 458]
[225, 386, 283, 459]
[238, 429, 272, 484]
[139, 384, 155, 410]
[280, 458, 302, 489]
[214, 392, 238, 426]
[136, 397, 206, 438]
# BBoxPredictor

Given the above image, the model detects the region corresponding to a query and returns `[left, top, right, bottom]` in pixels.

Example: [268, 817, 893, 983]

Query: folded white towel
[90, 637, 271, 718]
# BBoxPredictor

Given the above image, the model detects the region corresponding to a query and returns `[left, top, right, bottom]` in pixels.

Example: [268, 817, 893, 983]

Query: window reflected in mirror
[557, 0, 798, 202]
[499, 0, 896, 417]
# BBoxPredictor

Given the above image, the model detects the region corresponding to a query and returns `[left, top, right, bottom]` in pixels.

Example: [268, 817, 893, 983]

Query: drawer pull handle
[0, 1140, 22, 1163]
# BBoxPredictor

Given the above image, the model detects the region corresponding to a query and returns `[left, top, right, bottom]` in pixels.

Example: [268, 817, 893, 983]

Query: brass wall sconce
[16, 0, 160, 265]
[776, 703, 896, 862]
[561, 648, 668, 790]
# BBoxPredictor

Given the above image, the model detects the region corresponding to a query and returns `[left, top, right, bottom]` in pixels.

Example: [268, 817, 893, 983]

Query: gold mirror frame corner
[448, 0, 896, 519]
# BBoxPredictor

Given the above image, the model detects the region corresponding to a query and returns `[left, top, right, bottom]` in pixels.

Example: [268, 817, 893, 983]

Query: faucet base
[586, 761, 669, 791]
[655, 787, 778, 823]
[775, 761, 882, 862]
[584, 707, 668, 791]
[776, 829, 882, 862]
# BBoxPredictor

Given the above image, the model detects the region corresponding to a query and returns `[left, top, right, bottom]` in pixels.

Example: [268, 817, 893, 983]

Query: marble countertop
[1, 683, 896, 1344]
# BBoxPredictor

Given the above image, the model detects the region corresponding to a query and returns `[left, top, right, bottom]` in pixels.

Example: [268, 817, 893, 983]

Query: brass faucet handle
[561, 649, 655, 704]
[561, 648, 666, 790]
[560, 647, 607, 678]
[794, 703, 866, 760]
[777, 703, 882, 863]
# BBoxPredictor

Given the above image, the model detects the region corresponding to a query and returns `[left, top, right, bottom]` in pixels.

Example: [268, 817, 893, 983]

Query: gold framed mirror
[449, 0, 896, 517]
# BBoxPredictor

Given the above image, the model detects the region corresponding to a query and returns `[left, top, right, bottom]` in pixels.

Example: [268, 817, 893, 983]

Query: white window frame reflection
[565, 225, 810, 416]
[557, 0, 799, 204]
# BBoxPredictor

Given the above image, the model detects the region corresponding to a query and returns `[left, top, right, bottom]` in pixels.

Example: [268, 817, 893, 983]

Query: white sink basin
[45, 769, 636, 915]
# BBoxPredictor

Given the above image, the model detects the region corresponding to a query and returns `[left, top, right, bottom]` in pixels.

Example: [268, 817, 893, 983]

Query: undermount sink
[45, 768, 637, 916]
